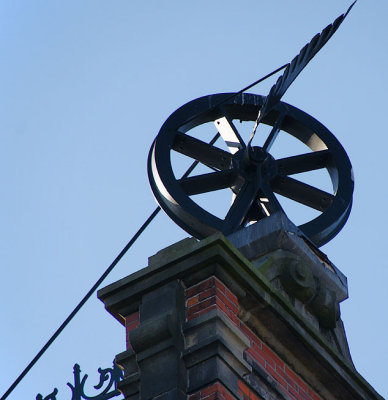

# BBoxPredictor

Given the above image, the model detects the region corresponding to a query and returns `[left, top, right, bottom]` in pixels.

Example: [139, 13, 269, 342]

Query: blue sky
[0, 1, 387, 399]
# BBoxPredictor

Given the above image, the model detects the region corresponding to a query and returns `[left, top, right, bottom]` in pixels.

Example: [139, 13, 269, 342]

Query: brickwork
[237, 380, 263, 400]
[186, 277, 239, 325]
[185, 277, 322, 400]
[100, 234, 383, 400]
[189, 382, 236, 400]
[124, 311, 140, 350]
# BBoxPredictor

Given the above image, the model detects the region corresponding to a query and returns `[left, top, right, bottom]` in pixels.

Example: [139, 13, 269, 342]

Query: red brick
[188, 304, 201, 315]
[126, 321, 139, 332]
[125, 312, 140, 324]
[298, 389, 311, 400]
[216, 298, 239, 325]
[199, 383, 236, 400]
[201, 383, 218, 397]
[240, 321, 263, 349]
[246, 348, 266, 368]
[126, 317, 140, 351]
[214, 278, 226, 294]
[188, 303, 217, 317]
[187, 295, 199, 307]
[187, 313, 199, 321]
[285, 366, 308, 393]
[186, 287, 198, 298]
[219, 391, 234, 400]
[221, 392, 234, 400]
[199, 287, 217, 301]
[237, 380, 263, 400]
[198, 304, 217, 316]
[186, 277, 215, 298]
[251, 340, 263, 352]
[225, 287, 238, 305]
[260, 343, 284, 369]
[216, 288, 238, 315]
[266, 364, 288, 389]
[186, 277, 241, 328]
[251, 345, 274, 368]
[189, 394, 200, 400]
[238, 380, 250, 397]
[240, 324, 260, 345]
[201, 296, 217, 309]
[187, 303, 201, 314]
[224, 392, 235, 400]
[217, 384, 236, 400]
[275, 365, 297, 390]
[251, 392, 259, 400]
[226, 309, 239, 326]
[188, 296, 216, 315]
[197, 278, 216, 291]
[287, 385, 299, 399]
[216, 296, 228, 313]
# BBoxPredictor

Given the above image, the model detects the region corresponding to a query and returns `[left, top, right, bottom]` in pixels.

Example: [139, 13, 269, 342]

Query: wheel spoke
[276, 150, 331, 175]
[271, 175, 333, 211]
[224, 180, 259, 233]
[245, 198, 269, 221]
[258, 182, 284, 215]
[173, 132, 232, 170]
[262, 112, 285, 152]
[245, 190, 282, 222]
[179, 170, 236, 196]
[214, 106, 246, 154]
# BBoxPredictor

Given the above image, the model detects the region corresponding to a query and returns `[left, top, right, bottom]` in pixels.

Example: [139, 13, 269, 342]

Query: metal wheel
[148, 93, 353, 247]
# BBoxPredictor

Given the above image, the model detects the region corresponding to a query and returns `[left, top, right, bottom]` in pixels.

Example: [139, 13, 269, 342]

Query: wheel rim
[148, 93, 354, 247]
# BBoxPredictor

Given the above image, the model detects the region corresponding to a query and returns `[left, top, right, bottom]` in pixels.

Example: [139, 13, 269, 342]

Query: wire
[180, 63, 288, 128]
[1, 63, 286, 400]
[213, 63, 288, 106]
[0, 207, 160, 400]
[1, 133, 220, 400]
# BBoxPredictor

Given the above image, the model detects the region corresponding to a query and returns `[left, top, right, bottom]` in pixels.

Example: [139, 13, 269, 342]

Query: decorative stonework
[258, 252, 341, 330]
[98, 232, 383, 400]
[227, 213, 352, 357]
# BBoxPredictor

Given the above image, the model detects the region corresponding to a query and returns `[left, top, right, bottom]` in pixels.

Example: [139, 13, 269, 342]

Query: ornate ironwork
[36, 388, 58, 400]
[256, 1, 356, 126]
[36, 362, 123, 400]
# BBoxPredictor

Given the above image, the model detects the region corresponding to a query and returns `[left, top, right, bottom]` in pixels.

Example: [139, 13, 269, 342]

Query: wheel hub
[233, 146, 277, 182]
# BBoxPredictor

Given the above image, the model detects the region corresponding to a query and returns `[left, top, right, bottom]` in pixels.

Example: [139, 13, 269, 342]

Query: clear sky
[0, 1, 387, 399]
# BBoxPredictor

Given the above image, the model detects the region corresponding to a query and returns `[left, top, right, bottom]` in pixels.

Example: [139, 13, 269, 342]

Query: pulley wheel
[148, 93, 353, 247]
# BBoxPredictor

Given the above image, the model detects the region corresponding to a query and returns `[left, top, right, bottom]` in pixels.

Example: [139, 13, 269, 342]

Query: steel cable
[1, 63, 286, 400]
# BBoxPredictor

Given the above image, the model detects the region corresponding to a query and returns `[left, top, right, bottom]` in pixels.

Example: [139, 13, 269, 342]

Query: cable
[1, 63, 286, 400]
[1, 133, 220, 400]
[0, 207, 160, 400]
[212, 63, 288, 107]
[180, 63, 288, 128]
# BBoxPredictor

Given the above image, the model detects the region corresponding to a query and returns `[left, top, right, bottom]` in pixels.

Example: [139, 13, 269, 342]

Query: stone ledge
[98, 233, 383, 400]
[183, 308, 251, 376]
[115, 349, 139, 400]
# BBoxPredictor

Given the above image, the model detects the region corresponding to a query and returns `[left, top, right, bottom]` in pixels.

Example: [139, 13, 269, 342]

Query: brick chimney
[98, 214, 383, 400]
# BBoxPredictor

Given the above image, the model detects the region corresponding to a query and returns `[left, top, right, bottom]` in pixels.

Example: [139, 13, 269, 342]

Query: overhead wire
[1, 63, 287, 400]
[0, 207, 160, 400]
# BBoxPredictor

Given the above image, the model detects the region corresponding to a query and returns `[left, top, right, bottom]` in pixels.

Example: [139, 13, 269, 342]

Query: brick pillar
[98, 216, 383, 400]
